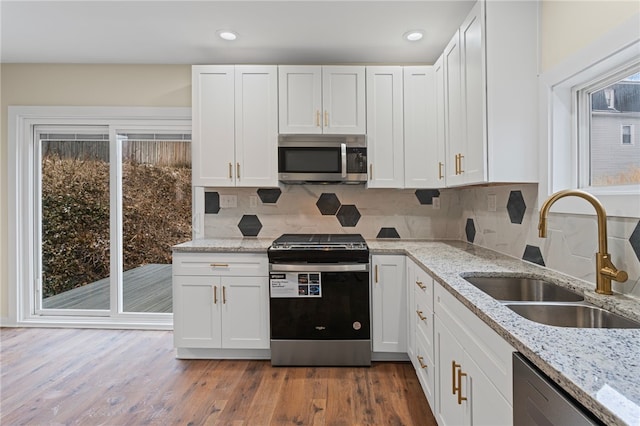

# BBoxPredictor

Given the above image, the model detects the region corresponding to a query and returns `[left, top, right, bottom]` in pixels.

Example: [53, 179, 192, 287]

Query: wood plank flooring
[0, 328, 438, 426]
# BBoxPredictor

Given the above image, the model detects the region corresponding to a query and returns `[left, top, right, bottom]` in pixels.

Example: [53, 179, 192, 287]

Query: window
[540, 17, 640, 218]
[622, 125, 633, 145]
[577, 68, 640, 187]
[8, 106, 191, 328]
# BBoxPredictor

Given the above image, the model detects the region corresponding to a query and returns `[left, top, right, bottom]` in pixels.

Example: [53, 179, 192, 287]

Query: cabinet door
[460, 1, 486, 184]
[173, 275, 221, 348]
[192, 65, 236, 186]
[403, 66, 438, 188]
[406, 260, 417, 359]
[434, 55, 447, 187]
[235, 66, 278, 187]
[220, 276, 270, 349]
[278, 65, 322, 134]
[322, 66, 366, 134]
[366, 66, 404, 188]
[443, 31, 465, 187]
[371, 255, 406, 352]
[435, 317, 467, 426]
[465, 354, 513, 426]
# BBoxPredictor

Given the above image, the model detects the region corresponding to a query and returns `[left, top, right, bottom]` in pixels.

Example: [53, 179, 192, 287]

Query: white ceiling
[0, 0, 476, 65]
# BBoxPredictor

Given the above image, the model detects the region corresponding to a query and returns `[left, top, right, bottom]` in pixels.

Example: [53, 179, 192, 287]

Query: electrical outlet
[249, 195, 258, 208]
[488, 194, 497, 212]
[432, 197, 441, 210]
[220, 195, 237, 208]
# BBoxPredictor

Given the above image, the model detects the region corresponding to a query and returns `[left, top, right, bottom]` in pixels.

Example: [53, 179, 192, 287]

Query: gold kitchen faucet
[538, 189, 628, 295]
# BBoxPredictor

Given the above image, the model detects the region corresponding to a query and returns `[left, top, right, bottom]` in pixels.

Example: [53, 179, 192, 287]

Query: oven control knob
[353, 321, 362, 331]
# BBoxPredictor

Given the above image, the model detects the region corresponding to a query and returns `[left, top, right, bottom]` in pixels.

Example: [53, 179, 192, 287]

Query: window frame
[539, 14, 640, 218]
[621, 124, 633, 146]
[7, 106, 191, 329]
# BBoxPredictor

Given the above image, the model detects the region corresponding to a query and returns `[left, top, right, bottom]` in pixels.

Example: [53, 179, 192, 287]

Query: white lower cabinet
[371, 255, 407, 353]
[434, 281, 514, 426]
[173, 253, 270, 356]
[407, 259, 436, 409]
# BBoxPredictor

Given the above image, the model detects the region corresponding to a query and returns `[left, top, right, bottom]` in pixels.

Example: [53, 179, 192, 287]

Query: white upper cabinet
[434, 55, 447, 187]
[192, 66, 235, 187]
[279, 65, 366, 135]
[366, 66, 404, 188]
[443, 0, 538, 187]
[403, 66, 438, 188]
[192, 65, 278, 187]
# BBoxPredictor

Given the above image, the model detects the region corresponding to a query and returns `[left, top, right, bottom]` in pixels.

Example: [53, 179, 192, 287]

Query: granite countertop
[174, 237, 640, 426]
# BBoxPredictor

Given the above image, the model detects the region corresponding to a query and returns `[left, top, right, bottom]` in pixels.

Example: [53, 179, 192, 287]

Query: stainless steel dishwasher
[513, 353, 602, 425]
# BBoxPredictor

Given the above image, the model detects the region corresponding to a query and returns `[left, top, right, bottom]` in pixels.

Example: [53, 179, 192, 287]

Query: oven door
[269, 263, 370, 340]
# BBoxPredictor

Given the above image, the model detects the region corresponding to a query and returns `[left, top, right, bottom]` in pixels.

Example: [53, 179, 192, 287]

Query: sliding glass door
[35, 124, 191, 319]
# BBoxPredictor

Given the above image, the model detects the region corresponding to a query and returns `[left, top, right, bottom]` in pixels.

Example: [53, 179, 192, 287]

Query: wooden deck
[42, 263, 173, 312]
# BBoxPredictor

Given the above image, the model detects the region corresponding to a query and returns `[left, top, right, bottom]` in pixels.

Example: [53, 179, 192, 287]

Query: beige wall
[540, 0, 640, 72]
[0, 64, 190, 319]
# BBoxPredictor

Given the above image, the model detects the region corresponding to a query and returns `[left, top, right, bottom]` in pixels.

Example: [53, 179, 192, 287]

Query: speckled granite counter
[174, 238, 640, 426]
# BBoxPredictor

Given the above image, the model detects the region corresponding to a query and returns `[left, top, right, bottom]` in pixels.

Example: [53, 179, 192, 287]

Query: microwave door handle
[341, 143, 347, 178]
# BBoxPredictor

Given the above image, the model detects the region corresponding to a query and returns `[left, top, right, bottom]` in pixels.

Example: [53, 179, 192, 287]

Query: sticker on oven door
[270, 272, 321, 298]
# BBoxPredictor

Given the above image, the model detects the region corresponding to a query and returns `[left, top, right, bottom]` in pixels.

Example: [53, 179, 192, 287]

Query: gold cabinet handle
[213, 285, 217, 305]
[316, 110, 321, 127]
[452, 360, 459, 395]
[417, 355, 427, 369]
[369, 164, 373, 180]
[324, 110, 329, 127]
[210, 263, 229, 268]
[452, 361, 467, 404]
[416, 310, 427, 321]
[236, 163, 240, 179]
[374, 264, 379, 284]
[438, 161, 444, 180]
[454, 154, 460, 175]
[458, 154, 464, 174]
[415, 280, 426, 290]
[457, 368, 468, 405]
[222, 286, 226, 304]
[228, 162, 233, 179]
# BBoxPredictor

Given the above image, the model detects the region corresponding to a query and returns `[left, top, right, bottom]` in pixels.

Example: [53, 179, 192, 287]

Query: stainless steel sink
[463, 276, 584, 302]
[506, 303, 640, 329]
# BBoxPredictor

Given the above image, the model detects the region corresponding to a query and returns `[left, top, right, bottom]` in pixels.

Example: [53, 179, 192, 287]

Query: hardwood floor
[0, 328, 437, 425]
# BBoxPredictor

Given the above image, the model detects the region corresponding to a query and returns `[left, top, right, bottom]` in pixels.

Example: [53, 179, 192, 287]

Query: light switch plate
[220, 195, 237, 208]
[488, 194, 497, 212]
[432, 197, 441, 210]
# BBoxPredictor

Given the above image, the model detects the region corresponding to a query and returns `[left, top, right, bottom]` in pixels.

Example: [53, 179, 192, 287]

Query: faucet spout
[538, 189, 627, 295]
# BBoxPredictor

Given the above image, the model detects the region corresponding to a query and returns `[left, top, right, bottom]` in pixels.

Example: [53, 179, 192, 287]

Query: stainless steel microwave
[278, 135, 367, 184]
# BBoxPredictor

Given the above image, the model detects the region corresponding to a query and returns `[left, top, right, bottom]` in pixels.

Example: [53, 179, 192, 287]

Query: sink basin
[464, 276, 584, 302]
[506, 303, 640, 329]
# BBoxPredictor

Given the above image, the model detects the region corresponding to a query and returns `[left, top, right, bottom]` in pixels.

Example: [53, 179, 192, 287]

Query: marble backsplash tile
[200, 182, 640, 299]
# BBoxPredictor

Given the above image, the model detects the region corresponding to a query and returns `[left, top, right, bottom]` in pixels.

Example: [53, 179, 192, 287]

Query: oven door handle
[270, 264, 369, 273]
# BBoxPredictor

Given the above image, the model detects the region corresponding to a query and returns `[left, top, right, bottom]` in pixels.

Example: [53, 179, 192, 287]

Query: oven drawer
[173, 252, 268, 276]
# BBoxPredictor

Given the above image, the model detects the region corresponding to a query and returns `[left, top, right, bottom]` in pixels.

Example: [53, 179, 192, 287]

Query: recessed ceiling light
[217, 30, 238, 41]
[404, 30, 424, 42]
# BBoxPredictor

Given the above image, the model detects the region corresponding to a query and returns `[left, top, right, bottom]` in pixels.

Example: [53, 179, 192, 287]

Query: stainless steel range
[268, 234, 371, 366]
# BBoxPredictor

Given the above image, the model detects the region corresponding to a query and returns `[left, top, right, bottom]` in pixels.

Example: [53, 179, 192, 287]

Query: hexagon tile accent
[415, 189, 441, 205]
[465, 218, 476, 243]
[238, 215, 262, 237]
[316, 193, 341, 215]
[523, 245, 545, 266]
[336, 205, 361, 227]
[630, 220, 640, 262]
[507, 190, 526, 224]
[376, 227, 401, 238]
[257, 188, 281, 204]
[205, 192, 220, 214]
